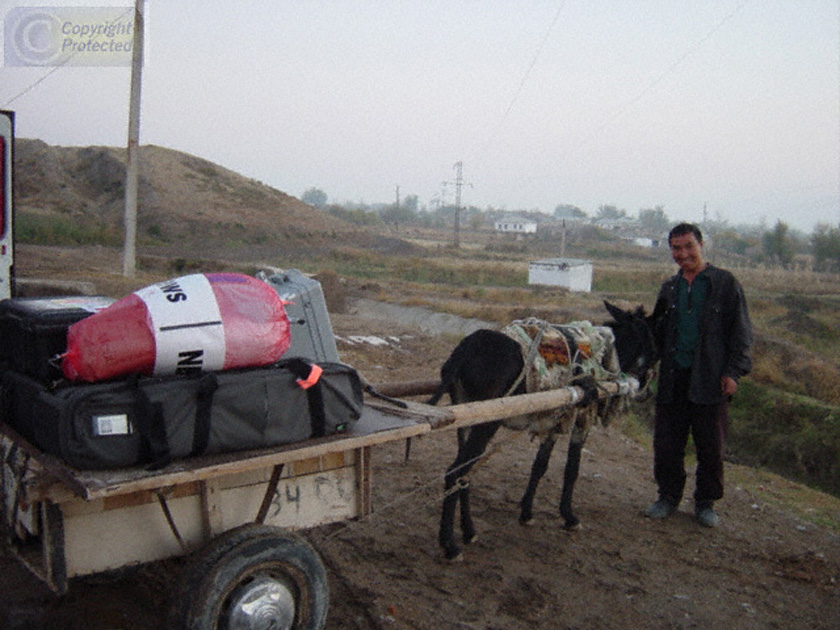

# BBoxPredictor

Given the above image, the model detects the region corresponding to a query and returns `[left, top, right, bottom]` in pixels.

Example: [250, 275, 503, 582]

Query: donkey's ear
[649, 297, 669, 322]
[603, 300, 627, 322]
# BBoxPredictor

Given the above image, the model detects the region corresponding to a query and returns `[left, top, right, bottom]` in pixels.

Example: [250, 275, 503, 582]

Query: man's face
[669, 232, 705, 275]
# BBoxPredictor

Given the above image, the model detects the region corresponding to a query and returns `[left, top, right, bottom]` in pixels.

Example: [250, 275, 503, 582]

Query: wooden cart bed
[0, 401, 434, 594]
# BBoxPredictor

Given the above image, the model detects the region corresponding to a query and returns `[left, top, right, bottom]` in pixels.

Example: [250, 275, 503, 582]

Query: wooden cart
[0, 378, 636, 629]
[0, 399, 438, 628]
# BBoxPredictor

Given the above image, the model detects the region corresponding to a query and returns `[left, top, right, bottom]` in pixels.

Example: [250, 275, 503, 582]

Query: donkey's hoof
[519, 515, 534, 527]
[463, 533, 478, 545]
[443, 546, 463, 562]
[563, 520, 582, 531]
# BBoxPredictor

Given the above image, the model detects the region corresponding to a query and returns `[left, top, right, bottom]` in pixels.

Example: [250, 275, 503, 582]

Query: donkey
[431, 301, 662, 560]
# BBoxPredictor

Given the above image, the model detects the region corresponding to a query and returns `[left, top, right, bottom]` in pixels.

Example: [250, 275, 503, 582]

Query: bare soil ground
[1, 246, 839, 629]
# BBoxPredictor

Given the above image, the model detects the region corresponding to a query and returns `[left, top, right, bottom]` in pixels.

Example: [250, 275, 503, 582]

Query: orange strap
[296, 364, 323, 389]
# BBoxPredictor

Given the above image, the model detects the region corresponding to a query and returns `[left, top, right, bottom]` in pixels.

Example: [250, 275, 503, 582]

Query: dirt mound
[12, 139, 419, 261]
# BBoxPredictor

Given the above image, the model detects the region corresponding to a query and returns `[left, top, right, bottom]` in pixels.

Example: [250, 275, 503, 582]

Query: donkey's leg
[454, 427, 475, 544]
[456, 427, 468, 450]
[439, 450, 465, 559]
[457, 422, 504, 546]
[519, 431, 559, 525]
[558, 420, 590, 530]
[439, 421, 501, 560]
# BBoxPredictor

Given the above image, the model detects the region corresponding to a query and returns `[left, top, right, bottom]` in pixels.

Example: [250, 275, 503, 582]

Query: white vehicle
[0, 110, 14, 299]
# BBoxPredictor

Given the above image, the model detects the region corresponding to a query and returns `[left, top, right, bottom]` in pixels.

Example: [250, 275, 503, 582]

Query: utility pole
[443, 161, 470, 248]
[453, 161, 463, 248]
[559, 219, 567, 257]
[122, 0, 144, 278]
[391, 184, 400, 234]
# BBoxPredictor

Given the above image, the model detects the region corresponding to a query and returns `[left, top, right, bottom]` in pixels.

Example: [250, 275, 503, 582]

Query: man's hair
[669, 223, 703, 245]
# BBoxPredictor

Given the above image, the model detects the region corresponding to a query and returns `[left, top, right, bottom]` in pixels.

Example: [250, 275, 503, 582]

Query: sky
[1, 0, 838, 233]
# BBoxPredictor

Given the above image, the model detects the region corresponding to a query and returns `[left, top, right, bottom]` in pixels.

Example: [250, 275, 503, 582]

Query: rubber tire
[172, 524, 329, 629]
[171, 524, 273, 625]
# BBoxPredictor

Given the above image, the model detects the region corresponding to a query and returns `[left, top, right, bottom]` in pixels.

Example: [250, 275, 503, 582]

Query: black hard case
[1, 359, 363, 470]
[0, 296, 114, 382]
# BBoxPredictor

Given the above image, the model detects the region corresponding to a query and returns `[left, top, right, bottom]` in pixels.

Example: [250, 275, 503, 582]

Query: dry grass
[728, 464, 840, 532]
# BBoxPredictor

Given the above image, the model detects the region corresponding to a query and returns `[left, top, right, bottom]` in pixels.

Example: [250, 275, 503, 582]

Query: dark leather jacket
[655, 264, 753, 405]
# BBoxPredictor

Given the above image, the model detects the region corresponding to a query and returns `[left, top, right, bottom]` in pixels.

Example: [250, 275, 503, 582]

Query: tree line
[301, 187, 840, 271]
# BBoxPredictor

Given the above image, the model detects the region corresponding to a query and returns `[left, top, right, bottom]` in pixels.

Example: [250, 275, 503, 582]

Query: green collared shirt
[674, 270, 709, 369]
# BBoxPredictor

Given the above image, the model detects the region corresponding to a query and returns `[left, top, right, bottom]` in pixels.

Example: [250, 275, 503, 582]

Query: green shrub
[730, 379, 840, 496]
[17, 213, 121, 246]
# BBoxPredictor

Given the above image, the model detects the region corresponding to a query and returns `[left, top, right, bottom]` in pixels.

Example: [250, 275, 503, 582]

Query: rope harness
[499, 318, 623, 437]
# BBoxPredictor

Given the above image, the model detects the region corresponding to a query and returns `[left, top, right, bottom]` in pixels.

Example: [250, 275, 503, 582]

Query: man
[645, 223, 753, 527]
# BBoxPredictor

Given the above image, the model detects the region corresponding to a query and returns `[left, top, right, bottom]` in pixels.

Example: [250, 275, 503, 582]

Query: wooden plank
[101, 482, 200, 513]
[442, 379, 639, 431]
[23, 415, 431, 503]
[357, 446, 372, 517]
[62, 492, 206, 577]
[43, 501, 68, 595]
[321, 451, 349, 471]
[234, 466, 359, 531]
[292, 457, 322, 476]
[200, 478, 224, 539]
[366, 399, 455, 429]
[371, 379, 440, 398]
[60, 464, 362, 578]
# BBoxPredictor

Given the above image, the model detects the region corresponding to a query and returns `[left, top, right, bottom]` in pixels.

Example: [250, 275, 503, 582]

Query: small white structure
[495, 216, 537, 234]
[528, 258, 593, 292]
[631, 237, 656, 248]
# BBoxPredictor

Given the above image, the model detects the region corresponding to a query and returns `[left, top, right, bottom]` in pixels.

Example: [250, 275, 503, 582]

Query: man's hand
[721, 375, 738, 397]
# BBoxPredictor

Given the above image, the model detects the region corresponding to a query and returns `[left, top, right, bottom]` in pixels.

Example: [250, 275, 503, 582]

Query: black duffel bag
[0, 358, 363, 470]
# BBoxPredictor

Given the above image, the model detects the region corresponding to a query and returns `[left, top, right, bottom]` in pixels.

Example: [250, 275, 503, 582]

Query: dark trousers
[653, 369, 729, 505]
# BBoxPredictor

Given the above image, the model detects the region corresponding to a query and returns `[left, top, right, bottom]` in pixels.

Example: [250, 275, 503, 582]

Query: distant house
[494, 216, 537, 234]
[631, 237, 660, 248]
[528, 258, 593, 292]
[593, 217, 637, 232]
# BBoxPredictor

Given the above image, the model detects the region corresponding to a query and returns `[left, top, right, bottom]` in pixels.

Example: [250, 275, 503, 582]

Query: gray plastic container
[263, 269, 340, 363]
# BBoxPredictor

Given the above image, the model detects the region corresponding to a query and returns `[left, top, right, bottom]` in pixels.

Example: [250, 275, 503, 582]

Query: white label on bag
[93, 414, 131, 436]
[135, 274, 226, 375]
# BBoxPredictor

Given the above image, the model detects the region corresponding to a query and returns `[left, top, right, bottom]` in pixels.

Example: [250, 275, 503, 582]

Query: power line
[508, 0, 754, 206]
[476, 1, 568, 158]
[3, 64, 67, 108]
[578, 0, 753, 150]
[2, 6, 134, 108]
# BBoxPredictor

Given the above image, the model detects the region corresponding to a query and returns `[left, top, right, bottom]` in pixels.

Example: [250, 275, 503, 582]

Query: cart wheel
[174, 524, 329, 630]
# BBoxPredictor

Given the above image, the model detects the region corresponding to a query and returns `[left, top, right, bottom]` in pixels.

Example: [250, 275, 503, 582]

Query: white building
[494, 216, 537, 234]
[631, 237, 656, 248]
[528, 258, 593, 292]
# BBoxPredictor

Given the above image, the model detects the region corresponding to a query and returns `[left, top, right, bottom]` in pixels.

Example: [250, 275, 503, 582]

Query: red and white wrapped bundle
[62, 273, 291, 382]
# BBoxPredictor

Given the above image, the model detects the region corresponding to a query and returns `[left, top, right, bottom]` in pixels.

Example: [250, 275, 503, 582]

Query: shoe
[644, 499, 676, 519]
[695, 505, 720, 528]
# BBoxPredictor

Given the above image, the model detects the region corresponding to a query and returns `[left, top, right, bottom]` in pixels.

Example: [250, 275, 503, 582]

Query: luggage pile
[0, 271, 363, 470]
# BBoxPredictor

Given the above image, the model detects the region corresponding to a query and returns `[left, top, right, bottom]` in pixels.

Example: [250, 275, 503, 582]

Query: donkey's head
[603, 300, 665, 398]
